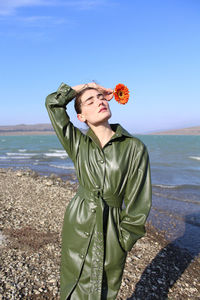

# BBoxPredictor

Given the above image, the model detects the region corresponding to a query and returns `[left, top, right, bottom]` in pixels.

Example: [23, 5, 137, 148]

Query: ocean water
[0, 134, 200, 254]
[0, 135, 75, 179]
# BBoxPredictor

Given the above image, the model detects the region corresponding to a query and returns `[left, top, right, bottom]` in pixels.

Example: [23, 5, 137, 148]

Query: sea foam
[189, 156, 200, 161]
[49, 164, 75, 170]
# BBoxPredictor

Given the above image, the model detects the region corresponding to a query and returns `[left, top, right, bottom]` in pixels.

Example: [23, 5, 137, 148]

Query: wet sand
[0, 168, 199, 299]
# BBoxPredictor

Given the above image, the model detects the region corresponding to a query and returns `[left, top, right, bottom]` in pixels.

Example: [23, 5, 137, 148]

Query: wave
[44, 152, 68, 158]
[49, 149, 66, 153]
[152, 191, 200, 205]
[153, 183, 200, 190]
[49, 164, 75, 170]
[4, 152, 37, 160]
[153, 184, 178, 189]
[189, 156, 200, 161]
[18, 149, 27, 152]
[6, 152, 36, 157]
[5, 156, 31, 160]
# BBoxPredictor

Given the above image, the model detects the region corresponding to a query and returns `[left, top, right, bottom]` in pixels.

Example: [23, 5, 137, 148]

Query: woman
[45, 82, 152, 300]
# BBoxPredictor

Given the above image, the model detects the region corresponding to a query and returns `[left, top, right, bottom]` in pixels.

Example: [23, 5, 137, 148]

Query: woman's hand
[88, 82, 114, 101]
[72, 83, 113, 101]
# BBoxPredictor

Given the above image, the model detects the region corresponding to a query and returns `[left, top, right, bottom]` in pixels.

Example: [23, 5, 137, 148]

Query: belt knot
[77, 186, 122, 208]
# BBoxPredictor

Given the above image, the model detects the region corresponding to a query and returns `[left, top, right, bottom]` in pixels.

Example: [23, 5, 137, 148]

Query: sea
[0, 134, 199, 255]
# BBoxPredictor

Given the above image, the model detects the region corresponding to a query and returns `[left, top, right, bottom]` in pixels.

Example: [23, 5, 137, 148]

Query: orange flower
[113, 83, 129, 104]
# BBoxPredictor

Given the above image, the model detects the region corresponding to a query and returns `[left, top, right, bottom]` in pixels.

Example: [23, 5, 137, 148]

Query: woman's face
[77, 89, 112, 126]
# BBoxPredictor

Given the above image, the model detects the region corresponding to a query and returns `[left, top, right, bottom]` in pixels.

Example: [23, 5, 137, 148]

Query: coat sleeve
[119, 143, 152, 252]
[45, 83, 83, 163]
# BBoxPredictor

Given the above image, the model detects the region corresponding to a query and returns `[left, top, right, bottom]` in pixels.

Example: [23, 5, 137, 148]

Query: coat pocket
[106, 208, 127, 256]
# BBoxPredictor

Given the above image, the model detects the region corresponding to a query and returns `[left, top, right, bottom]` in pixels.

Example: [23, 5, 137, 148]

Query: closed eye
[87, 101, 94, 105]
[97, 94, 106, 101]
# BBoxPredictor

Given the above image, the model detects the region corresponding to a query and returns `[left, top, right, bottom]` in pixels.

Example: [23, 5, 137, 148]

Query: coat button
[84, 232, 89, 237]
[79, 254, 84, 259]
[91, 208, 96, 213]
[100, 160, 104, 164]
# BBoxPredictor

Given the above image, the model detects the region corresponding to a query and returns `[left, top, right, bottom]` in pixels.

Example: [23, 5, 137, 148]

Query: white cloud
[0, 0, 113, 16]
[17, 15, 70, 27]
[61, 1, 109, 10]
[0, 0, 52, 15]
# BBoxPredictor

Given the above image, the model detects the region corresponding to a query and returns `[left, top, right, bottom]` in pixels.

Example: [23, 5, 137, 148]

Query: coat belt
[77, 185, 123, 208]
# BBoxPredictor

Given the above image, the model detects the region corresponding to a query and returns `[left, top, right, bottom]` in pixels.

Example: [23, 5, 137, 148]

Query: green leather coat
[45, 83, 152, 300]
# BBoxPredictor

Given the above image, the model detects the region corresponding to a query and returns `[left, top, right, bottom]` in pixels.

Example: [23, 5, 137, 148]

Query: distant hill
[149, 126, 200, 135]
[0, 124, 87, 136]
[0, 124, 199, 136]
[0, 124, 55, 136]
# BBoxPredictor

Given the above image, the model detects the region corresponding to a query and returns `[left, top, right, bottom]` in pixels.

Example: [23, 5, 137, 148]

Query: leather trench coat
[45, 83, 152, 300]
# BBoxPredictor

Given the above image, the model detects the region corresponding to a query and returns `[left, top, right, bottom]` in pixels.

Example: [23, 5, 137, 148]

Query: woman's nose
[96, 98, 104, 106]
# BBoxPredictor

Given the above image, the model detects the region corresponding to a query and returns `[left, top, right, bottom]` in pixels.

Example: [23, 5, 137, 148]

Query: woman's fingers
[104, 90, 113, 101]
[87, 83, 114, 101]
[97, 86, 114, 101]
[103, 88, 114, 101]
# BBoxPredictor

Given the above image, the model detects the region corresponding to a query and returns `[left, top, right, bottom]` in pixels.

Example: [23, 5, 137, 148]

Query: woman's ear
[77, 113, 86, 122]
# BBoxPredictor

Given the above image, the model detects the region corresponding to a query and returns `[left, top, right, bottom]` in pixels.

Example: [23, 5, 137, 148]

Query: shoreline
[0, 131, 55, 136]
[0, 168, 199, 299]
[1, 131, 200, 136]
[0, 125, 200, 136]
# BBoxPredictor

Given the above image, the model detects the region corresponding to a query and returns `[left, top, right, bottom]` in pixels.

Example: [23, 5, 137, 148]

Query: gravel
[0, 168, 199, 300]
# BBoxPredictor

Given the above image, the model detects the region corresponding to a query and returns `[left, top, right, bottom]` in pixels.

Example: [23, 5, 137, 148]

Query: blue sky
[0, 0, 199, 133]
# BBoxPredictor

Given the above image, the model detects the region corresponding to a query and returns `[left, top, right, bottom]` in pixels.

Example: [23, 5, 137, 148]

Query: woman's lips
[99, 107, 107, 113]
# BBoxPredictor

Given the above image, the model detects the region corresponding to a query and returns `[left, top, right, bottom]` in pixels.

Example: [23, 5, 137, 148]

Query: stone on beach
[0, 168, 199, 299]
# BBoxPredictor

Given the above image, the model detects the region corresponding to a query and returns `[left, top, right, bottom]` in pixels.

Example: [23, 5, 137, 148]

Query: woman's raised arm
[45, 83, 83, 163]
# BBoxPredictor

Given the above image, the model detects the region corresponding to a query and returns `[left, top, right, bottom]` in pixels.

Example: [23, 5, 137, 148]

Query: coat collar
[110, 123, 133, 138]
[86, 123, 132, 147]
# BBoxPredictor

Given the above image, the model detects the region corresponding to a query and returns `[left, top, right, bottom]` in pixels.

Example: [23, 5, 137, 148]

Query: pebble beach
[0, 168, 199, 299]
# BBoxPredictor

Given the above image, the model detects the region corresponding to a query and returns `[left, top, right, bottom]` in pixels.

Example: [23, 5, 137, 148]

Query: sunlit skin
[77, 89, 112, 126]
[72, 83, 115, 148]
